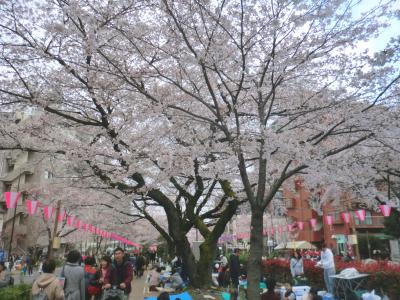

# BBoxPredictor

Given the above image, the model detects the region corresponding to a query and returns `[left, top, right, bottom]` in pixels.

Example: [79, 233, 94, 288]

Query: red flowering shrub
[262, 258, 291, 283]
[262, 259, 400, 298]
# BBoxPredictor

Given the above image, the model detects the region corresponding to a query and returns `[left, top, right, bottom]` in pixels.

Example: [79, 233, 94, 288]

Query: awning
[357, 233, 393, 240]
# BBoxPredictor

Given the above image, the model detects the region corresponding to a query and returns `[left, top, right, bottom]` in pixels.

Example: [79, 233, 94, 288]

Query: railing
[355, 216, 385, 227]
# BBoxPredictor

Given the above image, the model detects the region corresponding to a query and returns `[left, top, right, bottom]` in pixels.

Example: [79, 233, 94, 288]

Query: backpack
[32, 288, 49, 300]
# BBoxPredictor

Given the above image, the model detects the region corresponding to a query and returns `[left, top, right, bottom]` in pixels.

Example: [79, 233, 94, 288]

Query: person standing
[63, 250, 86, 300]
[0, 262, 11, 288]
[110, 247, 133, 298]
[290, 250, 304, 279]
[84, 256, 101, 300]
[26, 255, 33, 276]
[32, 259, 64, 300]
[229, 248, 240, 300]
[317, 243, 336, 294]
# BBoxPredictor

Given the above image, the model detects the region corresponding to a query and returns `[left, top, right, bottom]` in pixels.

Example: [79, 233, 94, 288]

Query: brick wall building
[283, 180, 389, 259]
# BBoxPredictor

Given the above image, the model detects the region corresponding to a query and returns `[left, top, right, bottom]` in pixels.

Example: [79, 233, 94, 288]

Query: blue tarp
[145, 291, 192, 300]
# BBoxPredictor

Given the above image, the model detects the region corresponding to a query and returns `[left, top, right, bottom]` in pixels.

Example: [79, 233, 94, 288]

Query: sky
[354, 0, 400, 54]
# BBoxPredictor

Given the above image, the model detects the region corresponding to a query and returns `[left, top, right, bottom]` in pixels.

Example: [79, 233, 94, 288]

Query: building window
[334, 211, 340, 221]
[44, 170, 54, 179]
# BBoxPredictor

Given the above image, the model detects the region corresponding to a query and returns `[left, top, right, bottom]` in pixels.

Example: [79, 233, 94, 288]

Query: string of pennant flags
[4, 192, 141, 248]
[219, 204, 393, 243]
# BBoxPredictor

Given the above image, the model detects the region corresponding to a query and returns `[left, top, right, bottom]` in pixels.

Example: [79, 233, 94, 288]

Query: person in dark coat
[135, 253, 145, 278]
[110, 247, 133, 297]
[229, 248, 241, 300]
[229, 248, 240, 287]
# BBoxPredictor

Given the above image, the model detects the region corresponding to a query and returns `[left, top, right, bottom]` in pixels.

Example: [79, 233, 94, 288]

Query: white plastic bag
[362, 290, 381, 300]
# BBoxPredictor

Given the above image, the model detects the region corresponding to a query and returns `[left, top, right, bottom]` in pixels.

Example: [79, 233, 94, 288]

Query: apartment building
[282, 180, 391, 259]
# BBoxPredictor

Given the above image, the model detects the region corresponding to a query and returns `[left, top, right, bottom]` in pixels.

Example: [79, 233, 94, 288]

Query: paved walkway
[130, 270, 158, 300]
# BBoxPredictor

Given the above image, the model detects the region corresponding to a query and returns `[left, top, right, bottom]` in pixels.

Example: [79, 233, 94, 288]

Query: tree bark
[195, 240, 217, 287]
[247, 207, 264, 300]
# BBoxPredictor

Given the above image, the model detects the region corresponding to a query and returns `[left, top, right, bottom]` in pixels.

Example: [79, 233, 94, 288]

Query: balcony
[355, 216, 385, 228]
[0, 165, 34, 182]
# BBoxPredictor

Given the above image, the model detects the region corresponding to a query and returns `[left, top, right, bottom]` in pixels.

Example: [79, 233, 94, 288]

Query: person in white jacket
[317, 243, 336, 294]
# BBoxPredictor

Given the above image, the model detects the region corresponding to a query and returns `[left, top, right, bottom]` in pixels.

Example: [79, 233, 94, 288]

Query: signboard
[348, 234, 358, 245]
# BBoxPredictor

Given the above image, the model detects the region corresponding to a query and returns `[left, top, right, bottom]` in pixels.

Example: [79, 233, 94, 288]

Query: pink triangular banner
[355, 209, 365, 222]
[341, 212, 351, 224]
[76, 220, 81, 229]
[58, 210, 66, 222]
[325, 215, 333, 225]
[297, 221, 304, 230]
[67, 216, 76, 226]
[26, 200, 40, 215]
[44, 206, 55, 220]
[4, 192, 21, 209]
[380, 205, 391, 217]
[310, 218, 317, 229]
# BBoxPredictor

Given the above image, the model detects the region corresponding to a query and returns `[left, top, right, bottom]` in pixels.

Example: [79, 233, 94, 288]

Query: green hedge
[0, 284, 31, 300]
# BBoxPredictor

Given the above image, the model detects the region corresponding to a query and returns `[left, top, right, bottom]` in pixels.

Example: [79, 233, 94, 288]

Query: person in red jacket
[110, 247, 133, 297]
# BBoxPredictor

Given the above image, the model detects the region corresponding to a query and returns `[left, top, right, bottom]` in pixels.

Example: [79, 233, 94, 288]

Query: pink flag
[58, 210, 66, 222]
[26, 200, 40, 215]
[341, 212, 351, 224]
[380, 205, 391, 217]
[310, 218, 317, 229]
[44, 206, 55, 220]
[287, 224, 293, 231]
[355, 209, 365, 222]
[76, 220, 81, 229]
[89, 224, 94, 233]
[96, 228, 100, 235]
[270, 228, 275, 236]
[83, 223, 87, 231]
[278, 226, 283, 234]
[263, 228, 268, 236]
[67, 216, 76, 226]
[325, 215, 333, 225]
[4, 192, 21, 209]
[297, 221, 304, 230]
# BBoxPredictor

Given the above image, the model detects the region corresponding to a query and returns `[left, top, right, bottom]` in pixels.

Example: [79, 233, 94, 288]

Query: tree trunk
[195, 241, 217, 287]
[247, 207, 264, 300]
[176, 238, 198, 284]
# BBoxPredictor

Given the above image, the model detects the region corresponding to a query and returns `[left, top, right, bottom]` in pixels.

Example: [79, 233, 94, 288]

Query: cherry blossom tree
[0, 0, 399, 295]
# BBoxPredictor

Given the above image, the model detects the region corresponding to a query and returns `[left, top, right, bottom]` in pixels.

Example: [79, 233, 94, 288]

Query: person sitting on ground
[302, 287, 322, 300]
[149, 266, 162, 292]
[168, 268, 185, 291]
[261, 279, 280, 300]
[0, 261, 11, 288]
[283, 283, 295, 300]
[158, 291, 170, 300]
[32, 259, 64, 300]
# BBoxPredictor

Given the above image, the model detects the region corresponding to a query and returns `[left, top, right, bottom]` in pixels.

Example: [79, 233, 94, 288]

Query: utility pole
[48, 200, 61, 259]
[8, 172, 22, 260]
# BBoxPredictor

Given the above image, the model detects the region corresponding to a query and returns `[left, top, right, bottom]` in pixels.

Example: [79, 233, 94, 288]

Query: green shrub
[239, 252, 249, 266]
[0, 284, 31, 300]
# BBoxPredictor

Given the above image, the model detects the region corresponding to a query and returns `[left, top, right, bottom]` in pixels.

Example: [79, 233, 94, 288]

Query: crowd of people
[211, 244, 337, 300]
[31, 246, 133, 300]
